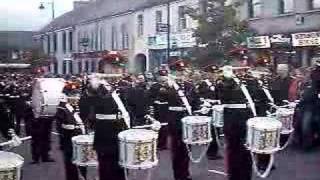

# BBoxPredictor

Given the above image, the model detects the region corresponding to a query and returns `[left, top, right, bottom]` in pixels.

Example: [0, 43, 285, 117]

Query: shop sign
[270, 34, 291, 45]
[148, 31, 196, 49]
[247, 36, 271, 49]
[292, 31, 320, 47]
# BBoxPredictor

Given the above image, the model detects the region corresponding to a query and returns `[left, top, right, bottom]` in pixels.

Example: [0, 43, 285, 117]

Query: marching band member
[149, 69, 170, 150]
[166, 63, 201, 180]
[79, 75, 128, 180]
[216, 66, 254, 180]
[56, 92, 87, 180]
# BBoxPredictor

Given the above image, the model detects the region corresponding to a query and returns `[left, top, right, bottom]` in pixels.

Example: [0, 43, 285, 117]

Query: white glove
[11, 136, 22, 147]
[151, 121, 162, 131]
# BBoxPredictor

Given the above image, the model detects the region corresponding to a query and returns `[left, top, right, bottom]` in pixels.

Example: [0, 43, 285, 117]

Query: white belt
[223, 104, 247, 109]
[96, 114, 121, 120]
[169, 106, 187, 111]
[154, 101, 168, 105]
[61, 124, 80, 130]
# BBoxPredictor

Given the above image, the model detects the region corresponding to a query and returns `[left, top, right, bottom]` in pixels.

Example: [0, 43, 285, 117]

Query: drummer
[166, 61, 201, 180]
[79, 75, 128, 180]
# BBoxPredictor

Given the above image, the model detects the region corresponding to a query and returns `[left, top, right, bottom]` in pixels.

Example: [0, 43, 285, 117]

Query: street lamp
[39, 1, 55, 20]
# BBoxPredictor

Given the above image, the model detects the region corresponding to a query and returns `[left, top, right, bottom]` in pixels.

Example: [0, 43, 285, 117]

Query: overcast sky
[0, 0, 75, 32]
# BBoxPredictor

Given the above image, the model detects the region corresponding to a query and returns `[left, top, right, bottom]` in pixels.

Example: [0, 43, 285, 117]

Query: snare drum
[72, 135, 97, 167]
[276, 108, 294, 134]
[181, 116, 212, 145]
[32, 78, 65, 118]
[246, 117, 282, 154]
[118, 129, 158, 170]
[212, 105, 224, 128]
[0, 151, 24, 180]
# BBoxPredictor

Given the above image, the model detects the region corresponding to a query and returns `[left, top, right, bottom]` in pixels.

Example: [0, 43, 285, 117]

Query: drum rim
[247, 117, 282, 130]
[119, 160, 159, 170]
[72, 135, 94, 144]
[181, 116, 212, 124]
[0, 151, 24, 170]
[118, 129, 158, 142]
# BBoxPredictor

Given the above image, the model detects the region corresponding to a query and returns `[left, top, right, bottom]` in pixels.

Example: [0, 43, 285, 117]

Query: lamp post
[167, 0, 171, 64]
[39, 0, 55, 20]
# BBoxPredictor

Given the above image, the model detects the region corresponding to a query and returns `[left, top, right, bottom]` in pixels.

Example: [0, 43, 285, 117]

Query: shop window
[178, 6, 187, 30]
[279, 0, 294, 14]
[249, 0, 263, 18]
[70, 61, 73, 74]
[78, 61, 82, 73]
[85, 61, 89, 73]
[54, 62, 58, 74]
[137, 15, 144, 37]
[91, 61, 96, 72]
[63, 61, 67, 74]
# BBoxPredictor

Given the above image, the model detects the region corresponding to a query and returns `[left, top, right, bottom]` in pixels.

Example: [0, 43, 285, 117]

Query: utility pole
[166, 0, 171, 64]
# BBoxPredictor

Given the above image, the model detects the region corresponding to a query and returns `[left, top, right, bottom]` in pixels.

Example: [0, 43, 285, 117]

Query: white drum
[118, 129, 158, 170]
[246, 117, 282, 154]
[276, 108, 295, 134]
[212, 105, 224, 128]
[72, 135, 97, 167]
[32, 78, 65, 118]
[0, 151, 24, 180]
[181, 116, 212, 145]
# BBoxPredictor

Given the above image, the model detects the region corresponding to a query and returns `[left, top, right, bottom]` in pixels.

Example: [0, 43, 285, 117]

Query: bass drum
[32, 78, 65, 118]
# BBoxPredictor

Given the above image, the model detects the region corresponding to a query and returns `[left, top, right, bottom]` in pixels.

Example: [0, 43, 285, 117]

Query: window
[249, 0, 263, 18]
[112, 26, 118, 50]
[70, 61, 73, 74]
[178, 6, 187, 30]
[279, 0, 294, 14]
[53, 33, 57, 52]
[310, 0, 320, 9]
[121, 24, 129, 49]
[63, 61, 67, 74]
[78, 61, 82, 73]
[156, 11, 162, 23]
[95, 31, 98, 50]
[137, 15, 144, 36]
[91, 61, 96, 72]
[85, 61, 89, 72]
[69, 31, 73, 51]
[47, 35, 51, 53]
[100, 28, 105, 50]
[62, 31, 67, 53]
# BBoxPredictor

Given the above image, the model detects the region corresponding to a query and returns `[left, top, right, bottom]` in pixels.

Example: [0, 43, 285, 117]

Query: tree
[187, 0, 254, 66]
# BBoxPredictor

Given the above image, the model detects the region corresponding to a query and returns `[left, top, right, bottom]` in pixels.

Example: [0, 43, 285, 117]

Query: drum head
[118, 129, 158, 142]
[0, 151, 24, 170]
[247, 117, 282, 130]
[276, 108, 294, 116]
[181, 116, 211, 125]
[72, 135, 94, 144]
[212, 105, 224, 111]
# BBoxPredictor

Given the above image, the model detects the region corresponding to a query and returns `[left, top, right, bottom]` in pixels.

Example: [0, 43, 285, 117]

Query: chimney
[73, 0, 91, 10]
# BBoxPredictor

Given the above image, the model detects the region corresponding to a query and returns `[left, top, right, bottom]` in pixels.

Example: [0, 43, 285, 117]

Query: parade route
[4, 134, 319, 180]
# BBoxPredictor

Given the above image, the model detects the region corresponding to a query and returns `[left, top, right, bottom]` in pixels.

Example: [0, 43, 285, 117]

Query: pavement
[2, 130, 320, 180]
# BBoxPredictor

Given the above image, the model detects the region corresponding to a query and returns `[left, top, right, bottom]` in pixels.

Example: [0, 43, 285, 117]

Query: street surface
[3, 131, 320, 180]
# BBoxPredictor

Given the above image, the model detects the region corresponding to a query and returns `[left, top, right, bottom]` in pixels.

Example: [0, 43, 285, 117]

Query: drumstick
[0, 136, 31, 147]
[133, 123, 168, 129]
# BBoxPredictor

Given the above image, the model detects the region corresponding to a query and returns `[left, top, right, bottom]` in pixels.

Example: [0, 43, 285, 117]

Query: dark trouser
[97, 152, 125, 180]
[168, 111, 190, 180]
[31, 118, 53, 161]
[60, 130, 87, 180]
[207, 126, 219, 158]
[224, 108, 252, 180]
[155, 104, 169, 150]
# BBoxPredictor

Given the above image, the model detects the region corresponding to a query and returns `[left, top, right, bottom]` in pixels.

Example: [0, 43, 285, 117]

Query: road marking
[208, 169, 228, 176]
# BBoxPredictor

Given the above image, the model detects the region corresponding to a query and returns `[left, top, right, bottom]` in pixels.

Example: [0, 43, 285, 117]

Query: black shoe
[30, 160, 40, 164]
[42, 157, 55, 162]
[207, 154, 223, 160]
[176, 177, 192, 180]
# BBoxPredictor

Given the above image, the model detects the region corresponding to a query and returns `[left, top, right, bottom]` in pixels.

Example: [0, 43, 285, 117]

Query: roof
[38, 0, 176, 34]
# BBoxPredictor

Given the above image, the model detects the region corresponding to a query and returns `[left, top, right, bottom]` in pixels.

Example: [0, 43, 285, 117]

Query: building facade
[36, 0, 200, 75]
[237, 0, 320, 67]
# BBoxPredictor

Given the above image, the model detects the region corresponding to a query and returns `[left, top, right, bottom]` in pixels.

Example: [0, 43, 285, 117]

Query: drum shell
[212, 105, 224, 128]
[72, 135, 97, 167]
[276, 108, 294, 134]
[181, 116, 212, 145]
[0, 151, 24, 180]
[246, 117, 282, 154]
[118, 129, 158, 170]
